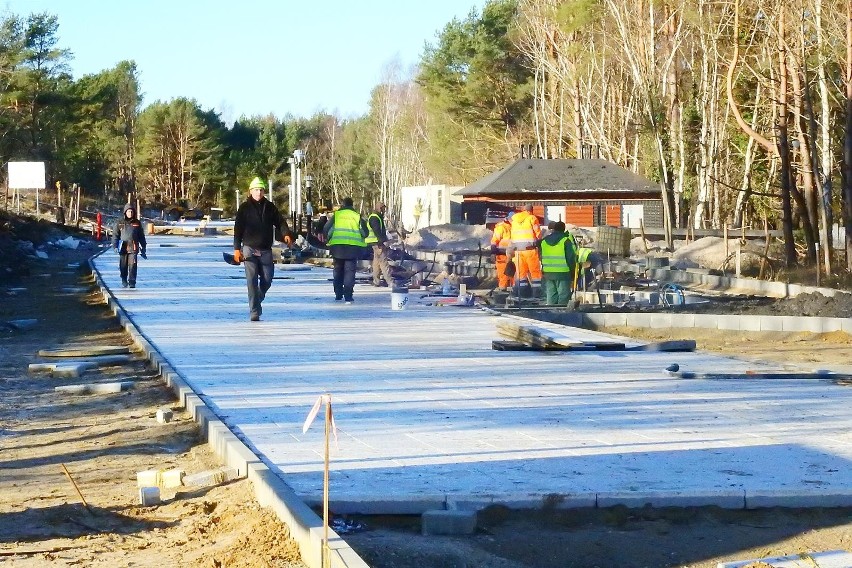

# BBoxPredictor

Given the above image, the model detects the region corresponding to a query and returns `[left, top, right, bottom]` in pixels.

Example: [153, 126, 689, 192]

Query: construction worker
[539, 221, 577, 305]
[490, 212, 515, 291]
[111, 203, 147, 288]
[365, 202, 393, 287]
[233, 176, 293, 321]
[510, 204, 543, 298]
[573, 246, 599, 292]
[324, 197, 368, 304]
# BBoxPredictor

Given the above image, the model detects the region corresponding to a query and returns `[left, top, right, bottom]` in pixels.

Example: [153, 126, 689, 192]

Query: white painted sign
[8, 161, 46, 189]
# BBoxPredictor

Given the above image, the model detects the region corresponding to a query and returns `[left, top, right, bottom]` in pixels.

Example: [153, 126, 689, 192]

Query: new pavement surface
[91, 235, 852, 512]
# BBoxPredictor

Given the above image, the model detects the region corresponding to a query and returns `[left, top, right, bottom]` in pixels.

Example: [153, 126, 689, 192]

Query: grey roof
[457, 158, 659, 196]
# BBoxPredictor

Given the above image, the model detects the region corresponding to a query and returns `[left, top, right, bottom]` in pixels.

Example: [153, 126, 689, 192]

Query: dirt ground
[0, 239, 305, 567]
[2, 217, 852, 568]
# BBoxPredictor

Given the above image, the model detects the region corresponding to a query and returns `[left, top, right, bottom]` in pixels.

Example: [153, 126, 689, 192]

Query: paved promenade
[92, 235, 852, 513]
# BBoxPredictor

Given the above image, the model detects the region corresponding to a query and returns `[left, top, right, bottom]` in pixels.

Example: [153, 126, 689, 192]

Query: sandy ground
[0, 244, 304, 568]
[2, 229, 852, 567]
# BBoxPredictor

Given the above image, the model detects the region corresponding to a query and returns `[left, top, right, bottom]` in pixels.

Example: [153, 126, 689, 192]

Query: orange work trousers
[494, 254, 515, 289]
[517, 248, 542, 282]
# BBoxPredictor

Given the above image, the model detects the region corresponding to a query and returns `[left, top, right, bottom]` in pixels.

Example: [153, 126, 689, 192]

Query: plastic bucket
[391, 287, 409, 310]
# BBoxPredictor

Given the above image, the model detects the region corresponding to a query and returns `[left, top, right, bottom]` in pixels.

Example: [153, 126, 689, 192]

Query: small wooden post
[639, 219, 649, 253]
[759, 218, 770, 280]
[60, 464, 93, 513]
[724, 224, 729, 259]
[735, 240, 742, 278]
[75, 185, 82, 227]
[323, 400, 331, 568]
[815, 243, 821, 286]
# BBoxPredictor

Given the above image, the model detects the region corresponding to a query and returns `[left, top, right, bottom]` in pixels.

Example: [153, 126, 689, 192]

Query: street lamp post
[290, 149, 306, 233]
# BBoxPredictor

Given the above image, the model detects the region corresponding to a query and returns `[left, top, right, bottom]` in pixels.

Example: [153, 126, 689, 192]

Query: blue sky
[4, 0, 486, 122]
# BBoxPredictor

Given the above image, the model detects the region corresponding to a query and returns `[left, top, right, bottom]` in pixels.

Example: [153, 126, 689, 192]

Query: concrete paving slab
[90, 236, 852, 514]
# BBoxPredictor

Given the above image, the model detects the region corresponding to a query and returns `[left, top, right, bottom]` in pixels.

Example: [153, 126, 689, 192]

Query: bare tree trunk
[844, 0, 852, 271]
[815, 0, 834, 262]
[789, 49, 818, 264]
[776, 7, 800, 268]
[728, 0, 797, 267]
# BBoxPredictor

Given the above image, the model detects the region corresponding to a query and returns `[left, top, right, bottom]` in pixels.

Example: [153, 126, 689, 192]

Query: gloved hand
[233, 249, 243, 263]
[140, 251, 147, 259]
[283, 235, 293, 246]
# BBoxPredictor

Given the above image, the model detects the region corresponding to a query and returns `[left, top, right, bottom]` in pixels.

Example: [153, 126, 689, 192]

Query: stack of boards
[492, 322, 696, 353]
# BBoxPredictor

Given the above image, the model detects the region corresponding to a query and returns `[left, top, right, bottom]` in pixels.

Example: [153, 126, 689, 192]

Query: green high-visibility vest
[541, 235, 572, 273]
[365, 212, 383, 244]
[577, 247, 594, 263]
[327, 209, 367, 247]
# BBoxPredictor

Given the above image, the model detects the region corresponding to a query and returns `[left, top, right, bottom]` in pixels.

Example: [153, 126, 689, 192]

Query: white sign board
[8, 161, 46, 190]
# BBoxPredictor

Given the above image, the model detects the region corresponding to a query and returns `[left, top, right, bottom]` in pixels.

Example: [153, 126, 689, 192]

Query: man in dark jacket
[112, 203, 147, 288]
[366, 202, 393, 287]
[233, 177, 293, 321]
[538, 221, 577, 305]
[323, 197, 368, 304]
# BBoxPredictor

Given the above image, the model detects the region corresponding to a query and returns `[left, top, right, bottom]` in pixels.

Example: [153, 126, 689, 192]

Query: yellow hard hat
[249, 177, 266, 190]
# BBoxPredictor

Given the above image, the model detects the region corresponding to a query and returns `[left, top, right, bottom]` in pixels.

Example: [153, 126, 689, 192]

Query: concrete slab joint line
[89, 262, 369, 568]
[89, 237, 852, 568]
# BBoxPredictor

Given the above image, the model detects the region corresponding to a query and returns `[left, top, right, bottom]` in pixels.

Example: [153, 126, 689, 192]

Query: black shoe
[122, 280, 128, 288]
[250, 313, 260, 321]
[335, 296, 343, 301]
[129, 283, 136, 289]
[344, 297, 353, 305]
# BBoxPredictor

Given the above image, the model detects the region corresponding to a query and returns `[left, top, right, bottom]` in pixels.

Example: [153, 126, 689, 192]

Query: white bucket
[391, 288, 409, 310]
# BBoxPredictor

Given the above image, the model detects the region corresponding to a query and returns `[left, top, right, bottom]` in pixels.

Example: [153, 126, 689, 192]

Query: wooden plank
[627, 340, 696, 352]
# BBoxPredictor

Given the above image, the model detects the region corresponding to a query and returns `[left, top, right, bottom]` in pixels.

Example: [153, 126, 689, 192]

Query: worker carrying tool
[539, 221, 577, 305]
[365, 202, 393, 287]
[573, 246, 600, 291]
[233, 176, 293, 321]
[490, 212, 515, 291]
[510, 204, 542, 298]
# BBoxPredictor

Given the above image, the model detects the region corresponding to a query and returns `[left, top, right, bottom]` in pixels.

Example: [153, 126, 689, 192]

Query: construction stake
[60, 463, 93, 513]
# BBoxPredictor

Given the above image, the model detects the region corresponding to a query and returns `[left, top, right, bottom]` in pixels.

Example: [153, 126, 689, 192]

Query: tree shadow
[0, 503, 175, 544]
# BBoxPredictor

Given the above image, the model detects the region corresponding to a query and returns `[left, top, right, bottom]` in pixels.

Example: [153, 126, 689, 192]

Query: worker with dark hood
[366, 201, 393, 287]
[324, 197, 368, 304]
[539, 221, 577, 305]
[490, 212, 515, 291]
[233, 176, 293, 321]
[112, 203, 147, 288]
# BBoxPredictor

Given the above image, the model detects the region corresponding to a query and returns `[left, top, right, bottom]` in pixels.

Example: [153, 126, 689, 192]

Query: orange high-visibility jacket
[510, 211, 541, 248]
[491, 220, 512, 249]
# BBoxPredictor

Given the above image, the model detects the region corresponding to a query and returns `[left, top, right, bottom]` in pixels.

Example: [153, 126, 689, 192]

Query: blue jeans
[242, 246, 274, 316]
